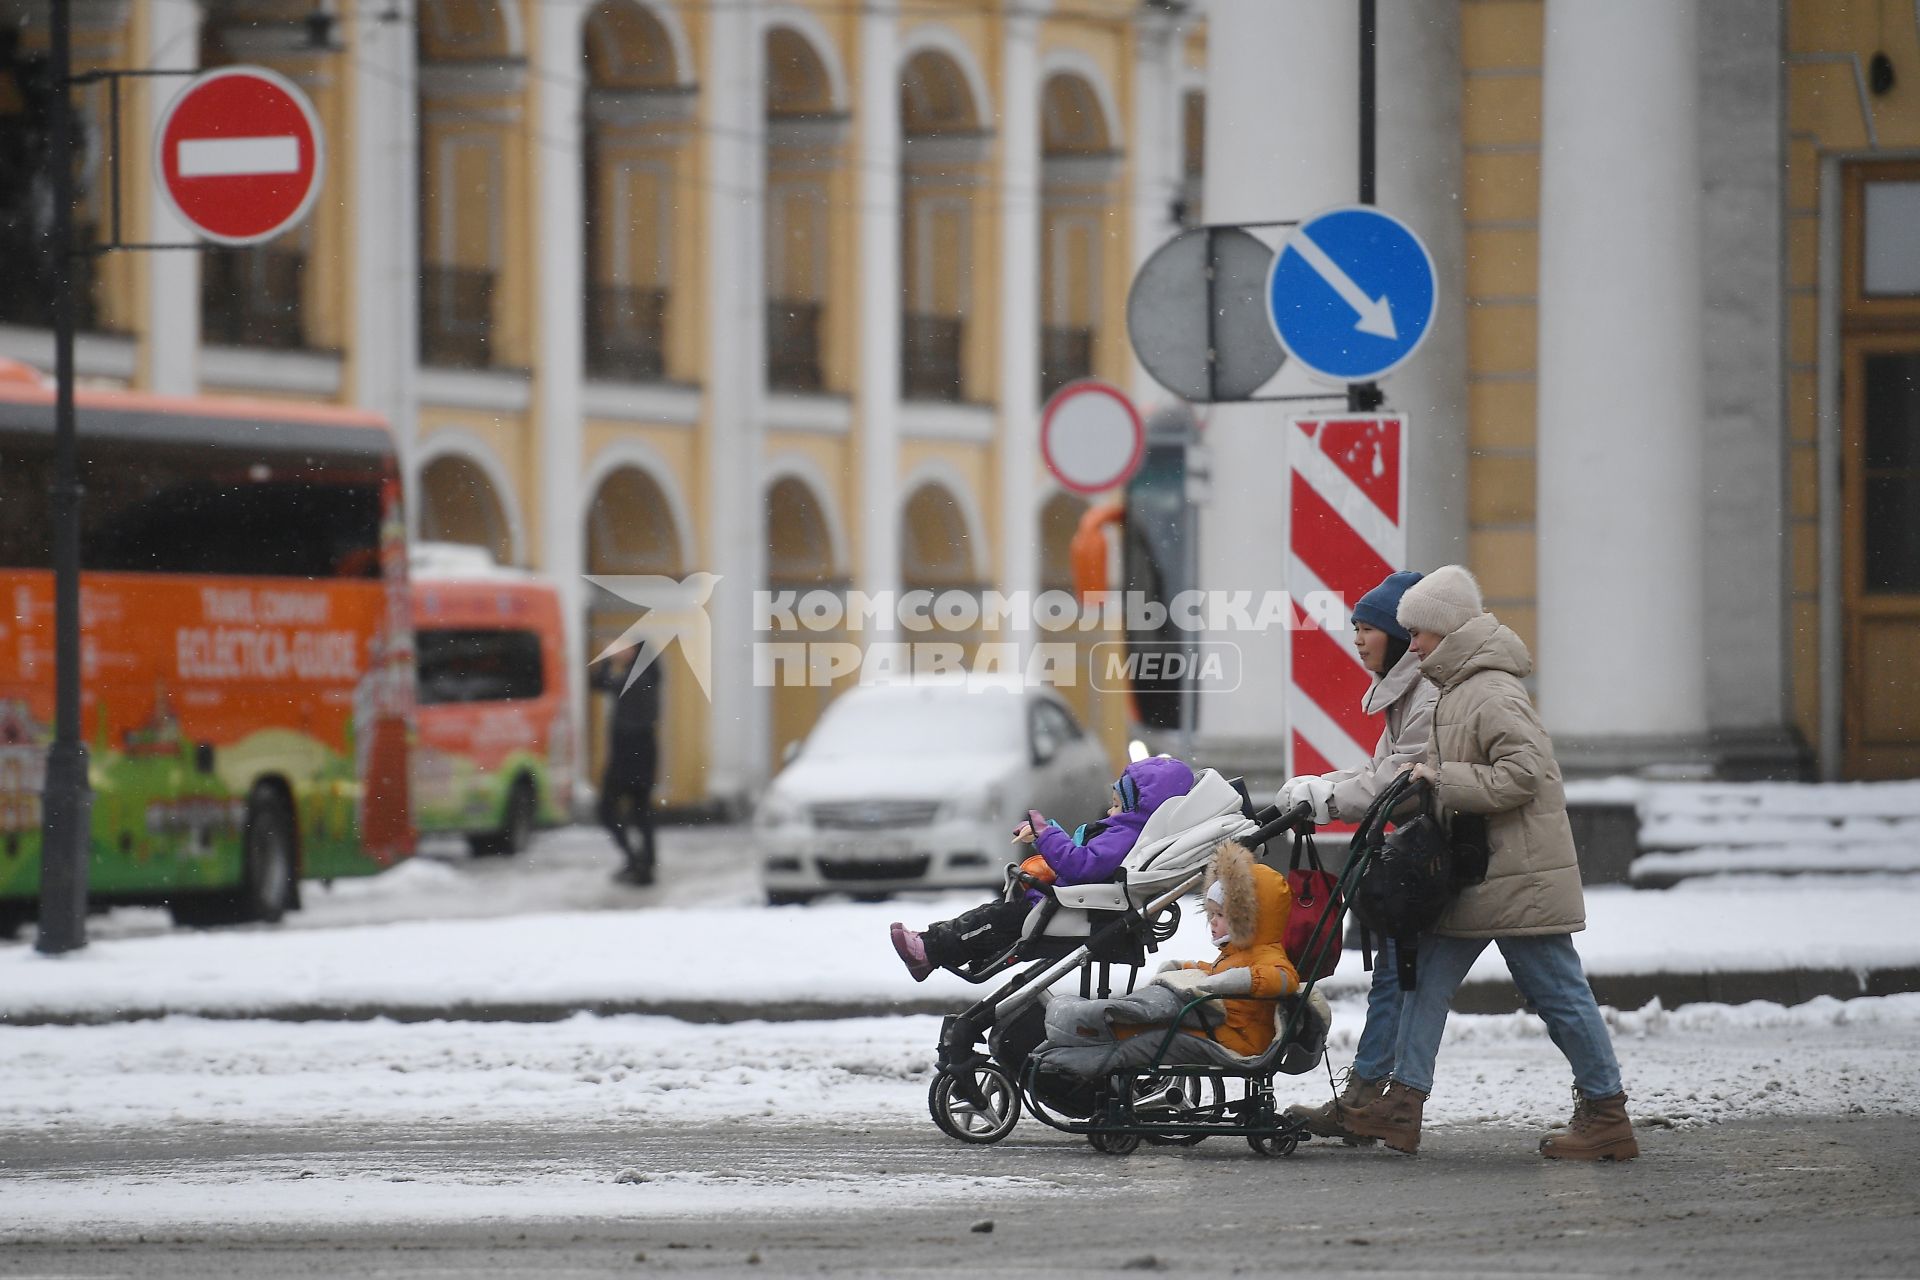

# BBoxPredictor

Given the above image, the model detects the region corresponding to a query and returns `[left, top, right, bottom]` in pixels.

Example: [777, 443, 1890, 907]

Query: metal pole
[37, 0, 92, 955]
[1349, 0, 1383, 414]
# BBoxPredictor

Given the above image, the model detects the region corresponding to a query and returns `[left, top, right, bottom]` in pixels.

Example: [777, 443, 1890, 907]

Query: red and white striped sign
[155, 66, 325, 246]
[1286, 414, 1409, 784]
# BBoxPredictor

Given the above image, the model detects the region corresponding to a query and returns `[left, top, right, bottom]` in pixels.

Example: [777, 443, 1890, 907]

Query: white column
[1536, 0, 1708, 751]
[1196, 0, 1355, 766]
[997, 13, 1042, 648]
[351, 0, 419, 462]
[143, 0, 199, 395]
[1378, 0, 1469, 571]
[704, 1, 767, 802]
[1127, 11, 1184, 404]
[855, 7, 901, 633]
[535, 0, 589, 799]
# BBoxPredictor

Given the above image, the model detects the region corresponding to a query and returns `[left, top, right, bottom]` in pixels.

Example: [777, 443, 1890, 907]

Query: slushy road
[2, 1115, 1915, 1279]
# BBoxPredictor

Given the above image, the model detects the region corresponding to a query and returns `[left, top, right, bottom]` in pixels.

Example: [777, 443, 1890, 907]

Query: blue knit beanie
[1350, 570, 1424, 641]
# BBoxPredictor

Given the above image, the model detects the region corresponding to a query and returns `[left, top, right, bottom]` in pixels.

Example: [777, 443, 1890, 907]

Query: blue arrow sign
[1266, 205, 1438, 384]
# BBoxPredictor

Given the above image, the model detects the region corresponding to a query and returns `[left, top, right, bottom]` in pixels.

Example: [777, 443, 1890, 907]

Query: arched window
[901, 480, 977, 592]
[900, 49, 986, 402]
[419, 453, 513, 565]
[584, 463, 686, 793]
[583, 1, 689, 383]
[417, 0, 520, 369]
[766, 474, 841, 764]
[766, 475, 838, 589]
[1039, 72, 1117, 401]
[764, 27, 844, 394]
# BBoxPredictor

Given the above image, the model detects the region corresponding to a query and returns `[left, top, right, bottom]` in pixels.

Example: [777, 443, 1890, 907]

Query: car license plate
[825, 839, 910, 862]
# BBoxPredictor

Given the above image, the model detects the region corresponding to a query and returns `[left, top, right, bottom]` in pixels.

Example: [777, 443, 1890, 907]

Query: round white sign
[1041, 380, 1144, 495]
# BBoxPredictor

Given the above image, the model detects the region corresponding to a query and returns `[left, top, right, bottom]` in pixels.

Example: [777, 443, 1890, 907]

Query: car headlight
[755, 794, 806, 830]
[939, 787, 1002, 824]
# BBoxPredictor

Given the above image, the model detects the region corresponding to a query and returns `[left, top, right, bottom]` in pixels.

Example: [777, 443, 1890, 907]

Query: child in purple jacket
[889, 756, 1196, 981]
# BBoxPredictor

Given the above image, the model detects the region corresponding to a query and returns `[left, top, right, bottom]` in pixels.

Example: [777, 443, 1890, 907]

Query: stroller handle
[1245, 800, 1315, 849]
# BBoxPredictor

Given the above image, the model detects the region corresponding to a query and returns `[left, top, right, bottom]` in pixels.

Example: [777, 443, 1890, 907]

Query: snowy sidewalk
[3, 878, 1918, 1025]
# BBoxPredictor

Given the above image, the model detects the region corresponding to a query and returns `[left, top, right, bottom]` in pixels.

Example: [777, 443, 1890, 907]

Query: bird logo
[583, 572, 721, 702]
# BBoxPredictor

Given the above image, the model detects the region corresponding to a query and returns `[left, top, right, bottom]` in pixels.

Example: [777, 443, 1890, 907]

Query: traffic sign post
[1041, 380, 1145, 495]
[1266, 205, 1438, 386]
[155, 66, 325, 245]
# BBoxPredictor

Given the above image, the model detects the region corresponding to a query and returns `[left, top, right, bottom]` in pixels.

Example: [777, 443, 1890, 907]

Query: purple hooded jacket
[1032, 756, 1197, 886]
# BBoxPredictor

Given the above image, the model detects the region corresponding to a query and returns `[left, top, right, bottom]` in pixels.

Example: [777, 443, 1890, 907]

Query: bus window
[80, 440, 383, 579]
[417, 629, 545, 705]
[0, 432, 382, 578]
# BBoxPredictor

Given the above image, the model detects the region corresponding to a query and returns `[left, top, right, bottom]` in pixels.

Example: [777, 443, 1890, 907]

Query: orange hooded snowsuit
[1166, 842, 1301, 1056]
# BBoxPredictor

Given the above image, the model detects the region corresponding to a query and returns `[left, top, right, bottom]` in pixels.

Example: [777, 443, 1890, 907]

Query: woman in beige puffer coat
[1337, 565, 1639, 1164]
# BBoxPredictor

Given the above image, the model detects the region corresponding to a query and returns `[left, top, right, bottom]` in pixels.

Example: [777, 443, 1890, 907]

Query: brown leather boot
[1540, 1090, 1640, 1162]
[1338, 1081, 1426, 1154]
[1286, 1072, 1384, 1143]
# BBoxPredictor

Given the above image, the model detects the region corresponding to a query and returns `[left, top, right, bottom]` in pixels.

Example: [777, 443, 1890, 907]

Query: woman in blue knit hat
[1275, 568, 1437, 1144]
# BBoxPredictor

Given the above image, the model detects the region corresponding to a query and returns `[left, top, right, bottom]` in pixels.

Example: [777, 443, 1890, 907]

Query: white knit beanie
[1396, 564, 1484, 637]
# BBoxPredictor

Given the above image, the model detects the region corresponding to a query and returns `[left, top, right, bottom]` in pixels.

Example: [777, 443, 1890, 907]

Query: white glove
[1153, 967, 1213, 995]
[1152, 958, 1186, 977]
[1275, 775, 1312, 811]
[1296, 777, 1336, 824]
[1153, 966, 1256, 998]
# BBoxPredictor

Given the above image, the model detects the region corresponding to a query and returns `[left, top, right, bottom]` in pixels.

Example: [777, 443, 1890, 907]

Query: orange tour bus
[0, 362, 414, 935]
[409, 543, 573, 857]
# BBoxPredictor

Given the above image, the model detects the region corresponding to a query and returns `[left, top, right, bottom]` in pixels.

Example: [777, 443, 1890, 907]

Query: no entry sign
[1041, 380, 1144, 495]
[155, 66, 325, 246]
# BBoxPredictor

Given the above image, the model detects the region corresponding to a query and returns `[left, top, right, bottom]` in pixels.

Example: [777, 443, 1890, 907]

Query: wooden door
[1840, 164, 1920, 779]
[1841, 337, 1920, 779]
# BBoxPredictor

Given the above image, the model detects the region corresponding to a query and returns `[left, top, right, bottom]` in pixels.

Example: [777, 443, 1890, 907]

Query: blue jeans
[1350, 936, 1402, 1082]
[1390, 932, 1624, 1100]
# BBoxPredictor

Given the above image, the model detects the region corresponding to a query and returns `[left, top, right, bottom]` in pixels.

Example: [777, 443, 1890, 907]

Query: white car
[756, 681, 1114, 905]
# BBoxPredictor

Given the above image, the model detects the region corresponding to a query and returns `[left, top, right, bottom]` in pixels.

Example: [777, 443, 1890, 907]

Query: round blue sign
[1266, 205, 1438, 385]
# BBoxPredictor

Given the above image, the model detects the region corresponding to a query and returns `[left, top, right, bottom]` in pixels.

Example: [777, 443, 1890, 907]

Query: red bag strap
[1289, 829, 1326, 875]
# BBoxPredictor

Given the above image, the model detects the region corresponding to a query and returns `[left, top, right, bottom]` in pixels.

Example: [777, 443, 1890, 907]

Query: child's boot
[890, 923, 934, 982]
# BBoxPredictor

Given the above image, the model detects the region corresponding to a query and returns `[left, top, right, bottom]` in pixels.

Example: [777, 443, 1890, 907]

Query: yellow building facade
[6, 0, 1916, 800]
[0, 0, 1210, 808]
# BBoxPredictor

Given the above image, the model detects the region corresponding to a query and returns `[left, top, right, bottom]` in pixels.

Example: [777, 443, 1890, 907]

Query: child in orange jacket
[1031, 840, 1300, 1077]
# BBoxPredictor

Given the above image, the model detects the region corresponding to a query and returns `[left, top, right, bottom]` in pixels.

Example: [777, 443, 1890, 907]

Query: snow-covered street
[3, 999, 1919, 1276]
[5, 996, 1920, 1229]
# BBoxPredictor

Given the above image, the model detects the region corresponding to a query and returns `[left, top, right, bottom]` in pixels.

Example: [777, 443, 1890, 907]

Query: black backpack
[1349, 774, 1458, 990]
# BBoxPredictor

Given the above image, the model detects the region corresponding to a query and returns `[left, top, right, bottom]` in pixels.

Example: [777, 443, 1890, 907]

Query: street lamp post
[36, 0, 93, 956]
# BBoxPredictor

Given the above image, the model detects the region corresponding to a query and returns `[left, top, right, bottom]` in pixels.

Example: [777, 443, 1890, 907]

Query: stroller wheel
[1135, 1074, 1224, 1147]
[1247, 1131, 1300, 1158]
[1088, 1130, 1141, 1157]
[928, 1064, 1021, 1145]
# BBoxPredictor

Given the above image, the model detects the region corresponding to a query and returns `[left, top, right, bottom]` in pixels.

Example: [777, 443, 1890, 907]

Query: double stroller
[926, 767, 1374, 1157]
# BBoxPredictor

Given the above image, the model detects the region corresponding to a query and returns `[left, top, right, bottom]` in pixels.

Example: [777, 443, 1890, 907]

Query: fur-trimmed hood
[1204, 841, 1290, 952]
[1192, 840, 1300, 1058]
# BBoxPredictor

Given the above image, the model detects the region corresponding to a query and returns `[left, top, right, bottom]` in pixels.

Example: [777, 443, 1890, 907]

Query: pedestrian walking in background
[1270, 569, 1439, 1143]
[594, 650, 662, 886]
[1339, 565, 1639, 1161]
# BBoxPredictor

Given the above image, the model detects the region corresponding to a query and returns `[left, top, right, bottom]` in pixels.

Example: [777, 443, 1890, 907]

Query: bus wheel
[239, 787, 297, 923]
[170, 787, 295, 928]
[471, 777, 536, 858]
